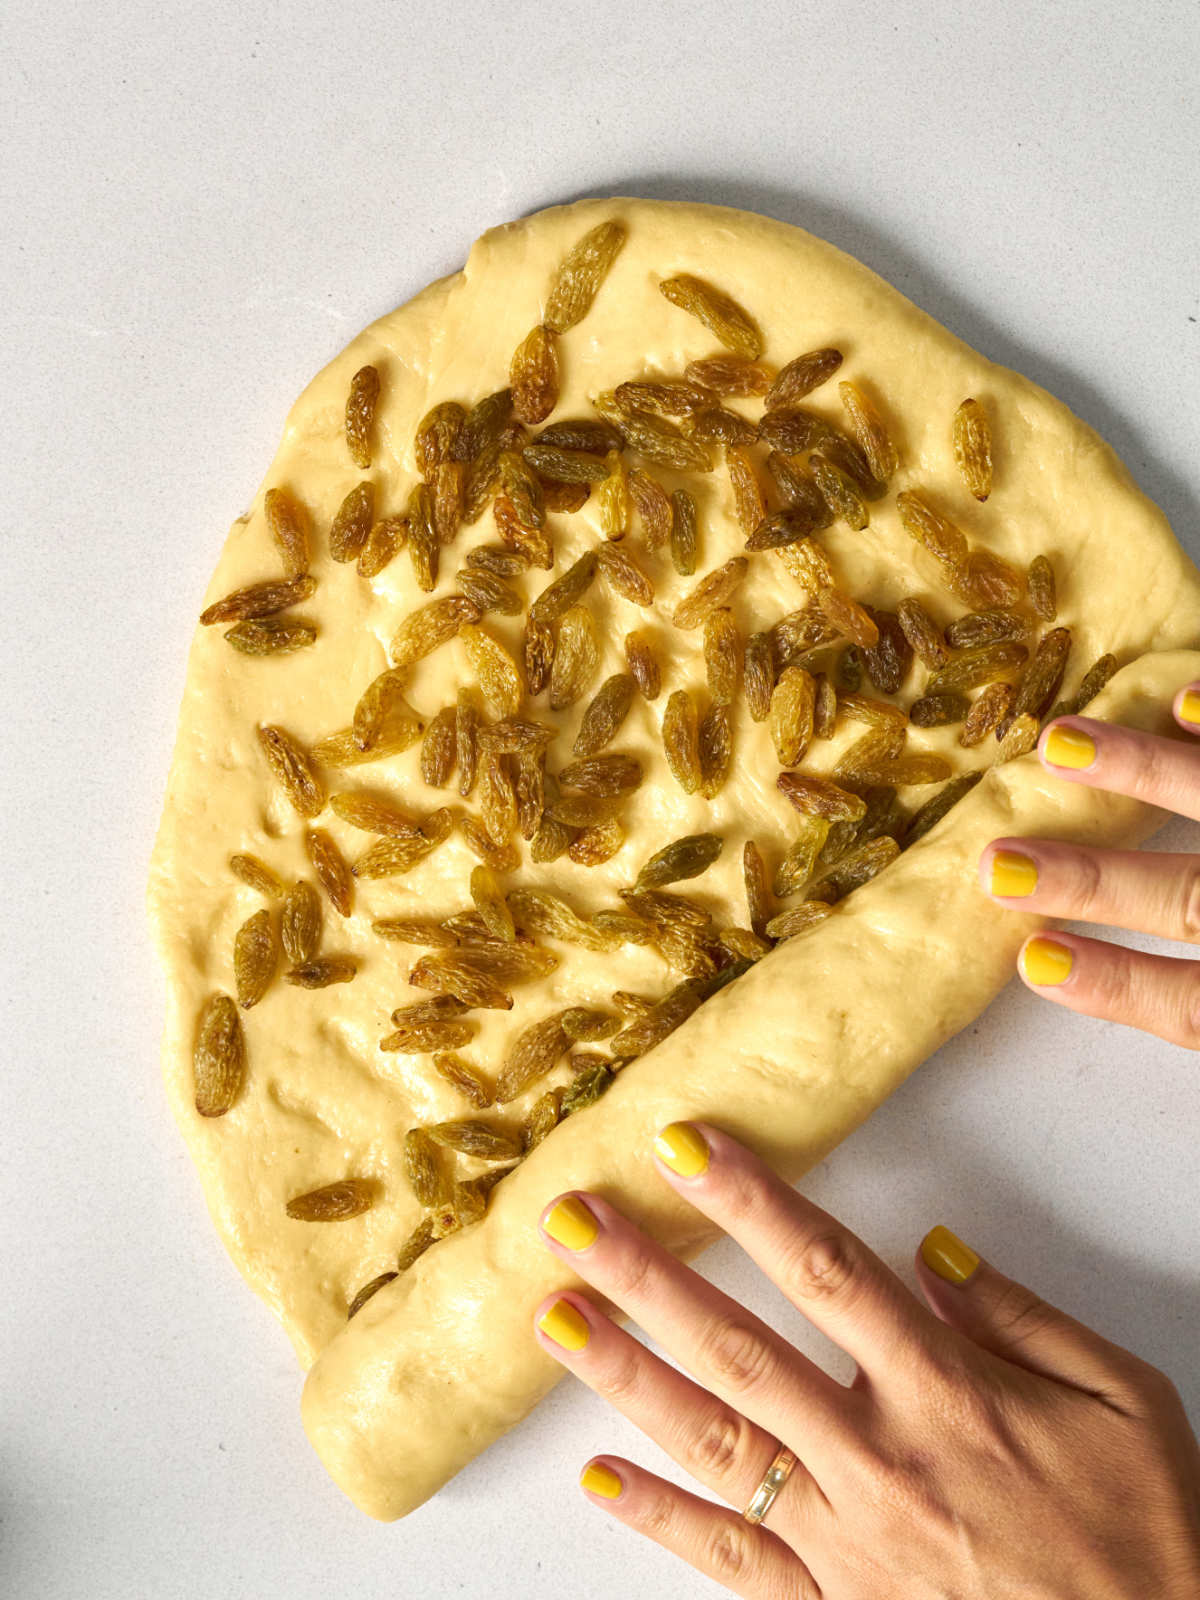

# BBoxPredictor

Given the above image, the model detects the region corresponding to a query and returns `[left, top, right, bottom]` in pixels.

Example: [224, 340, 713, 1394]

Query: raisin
[597, 540, 653, 604]
[725, 444, 768, 537]
[420, 706, 458, 787]
[683, 355, 772, 395]
[544, 219, 627, 333]
[777, 771, 867, 821]
[658, 273, 763, 358]
[1027, 555, 1057, 622]
[287, 1179, 373, 1221]
[415, 400, 466, 476]
[329, 481, 375, 563]
[765, 347, 843, 409]
[265, 486, 310, 577]
[548, 605, 600, 712]
[224, 618, 316, 656]
[903, 772, 983, 844]
[952, 397, 992, 501]
[817, 588, 880, 650]
[960, 681, 1015, 748]
[456, 688, 481, 798]
[770, 665, 817, 766]
[257, 724, 325, 818]
[910, 692, 969, 727]
[703, 609, 740, 705]
[193, 994, 246, 1117]
[672, 557, 748, 629]
[809, 452, 868, 530]
[510, 324, 559, 424]
[358, 514, 407, 580]
[305, 829, 353, 917]
[625, 631, 662, 700]
[494, 1016, 571, 1104]
[743, 631, 775, 722]
[573, 673, 636, 757]
[461, 623, 523, 717]
[569, 819, 626, 864]
[861, 608, 912, 694]
[662, 690, 701, 793]
[838, 380, 897, 481]
[1012, 627, 1072, 722]
[284, 957, 357, 988]
[345, 365, 380, 468]
[200, 574, 316, 626]
[636, 833, 723, 890]
[944, 609, 1027, 651]
[628, 470, 673, 548]
[670, 487, 698, 575]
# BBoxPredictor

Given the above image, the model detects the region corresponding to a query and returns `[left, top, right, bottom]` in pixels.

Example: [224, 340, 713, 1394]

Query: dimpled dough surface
[148, 198, 1200, 1517]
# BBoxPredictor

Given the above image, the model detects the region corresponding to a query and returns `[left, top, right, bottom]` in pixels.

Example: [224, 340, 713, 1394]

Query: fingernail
[1043, 725, 1096, 770]
[1179, 688, 1200, 727]
[989, 849, 1038, 899]
[654, 1121, 710, 1178]
[580, 1461, 624, 1499]
[921, 1225, 980, 1285]
[1021, 936, 1074, 987]
[543, 1195, 599, 1252]
[537, 1298, 590, 1352]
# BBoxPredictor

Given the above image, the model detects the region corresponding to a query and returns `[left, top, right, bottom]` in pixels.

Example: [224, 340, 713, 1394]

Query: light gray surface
[2, 2, 1198, 1596]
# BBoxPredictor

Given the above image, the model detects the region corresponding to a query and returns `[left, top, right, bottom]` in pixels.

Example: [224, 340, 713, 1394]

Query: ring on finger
[742, 1442, 799, 1526]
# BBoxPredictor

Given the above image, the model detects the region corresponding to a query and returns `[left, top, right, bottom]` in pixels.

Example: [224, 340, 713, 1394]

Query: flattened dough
[149, 199, 1200, 1517]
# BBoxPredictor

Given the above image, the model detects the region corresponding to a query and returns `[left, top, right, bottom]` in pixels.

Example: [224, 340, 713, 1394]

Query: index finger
[1036, 684, 1200, 822]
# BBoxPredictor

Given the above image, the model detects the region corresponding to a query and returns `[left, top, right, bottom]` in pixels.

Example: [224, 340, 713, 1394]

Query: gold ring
[742, 1443, 798, 1526]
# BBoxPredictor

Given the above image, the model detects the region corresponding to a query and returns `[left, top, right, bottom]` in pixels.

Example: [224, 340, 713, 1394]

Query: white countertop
[3, 3, 1197, 1596]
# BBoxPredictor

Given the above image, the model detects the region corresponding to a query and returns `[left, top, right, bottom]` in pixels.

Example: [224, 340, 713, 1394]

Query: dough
[148, 198, 1200, 1518]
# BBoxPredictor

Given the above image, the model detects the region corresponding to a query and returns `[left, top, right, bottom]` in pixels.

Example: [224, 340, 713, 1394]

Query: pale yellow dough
[149, 198, 1200, 1519]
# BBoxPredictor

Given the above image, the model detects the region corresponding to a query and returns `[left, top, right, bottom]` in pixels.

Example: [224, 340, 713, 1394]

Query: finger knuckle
[720, 1164, 776, 1229]
[701, 1520, 757, 1584]
[696, 1318, 778, 1395]
[1176, 865, 1200, 943]
[594, 1344, 643, 1408]
[637, 1490, 679, 1543]
[603, 1239, 655, 1303]
[682, 1406, 755, 1481]
[1065, 848, 1106, 921]
[778, 1227, 858, 1304]
[988, 1281, 1056, 1350]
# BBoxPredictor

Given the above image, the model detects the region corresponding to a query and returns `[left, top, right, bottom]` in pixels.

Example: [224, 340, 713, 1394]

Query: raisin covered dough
[148, 198, 1200, 1518]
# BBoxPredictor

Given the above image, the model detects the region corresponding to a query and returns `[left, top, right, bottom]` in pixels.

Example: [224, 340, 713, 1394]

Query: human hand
[534, 1125, 1200, 1597]
[981, 685, 1200, 1047]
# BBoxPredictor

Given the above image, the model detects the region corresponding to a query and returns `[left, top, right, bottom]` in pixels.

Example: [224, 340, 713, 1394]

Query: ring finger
[981, 842, 1200, 944]
[534, 1289, 824, 1528]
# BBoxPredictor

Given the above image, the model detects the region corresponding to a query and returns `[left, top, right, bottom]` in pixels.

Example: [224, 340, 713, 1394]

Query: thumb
[915, 1225, 1136, 1399]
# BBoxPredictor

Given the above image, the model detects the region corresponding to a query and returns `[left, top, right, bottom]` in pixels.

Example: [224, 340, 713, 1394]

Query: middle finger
[538, 1191, 860, 1476]
[981, 841, 1200, 944]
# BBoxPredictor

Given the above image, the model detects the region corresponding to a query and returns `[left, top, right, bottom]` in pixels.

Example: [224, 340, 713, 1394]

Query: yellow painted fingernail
[1180, 688, 1200, 726]
[543, 1196, 599, 1252]
[921, 1225, 980, 1285]
[1043, 725, 1096, 770]
[1021, 936, 1074, 987]
[990, 849, 1038, 899]
[537, 1298, 590, 1352]
[580, 1461, 624, 1499]
[654, 1121, 710, 1177]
